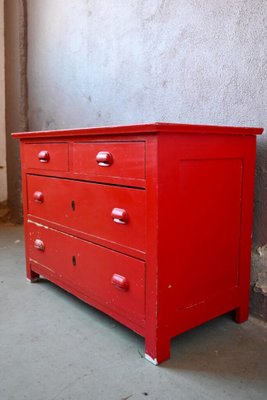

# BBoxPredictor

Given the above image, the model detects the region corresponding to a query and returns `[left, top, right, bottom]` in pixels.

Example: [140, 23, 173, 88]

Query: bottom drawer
[27, 221, 145, 321]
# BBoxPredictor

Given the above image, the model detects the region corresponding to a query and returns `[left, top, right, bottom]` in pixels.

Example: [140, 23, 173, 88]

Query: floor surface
[0, 224, 267, 400]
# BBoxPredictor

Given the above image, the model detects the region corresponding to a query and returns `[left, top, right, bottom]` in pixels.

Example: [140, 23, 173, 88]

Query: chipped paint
[144, 353, 158, 365]
[30, 259, 54, 274]
[28, 219, 80, 240]
[28, 219, 49, 229]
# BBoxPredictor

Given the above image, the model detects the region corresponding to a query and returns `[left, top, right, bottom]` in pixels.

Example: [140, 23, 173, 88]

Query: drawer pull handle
[33, 191, 44, 203]
[96, 151, 113, 167]
[34, 239, 45, 252]
[111, 274, 129, 291]
[111, 208, 128, 224]
[38, 150, 50, 163]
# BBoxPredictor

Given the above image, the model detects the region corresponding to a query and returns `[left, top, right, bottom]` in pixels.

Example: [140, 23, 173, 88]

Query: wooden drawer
[72, 142, 145, 180]
[28, 222, 145, 321]
[22, 143, 69, 171]
[27, 175, 146, 252]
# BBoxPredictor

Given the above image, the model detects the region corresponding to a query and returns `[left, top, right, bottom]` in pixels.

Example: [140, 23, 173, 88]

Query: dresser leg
[234, 305, 249, 323]
[26, 268, 40, 283]
[144, 335, 170, 365]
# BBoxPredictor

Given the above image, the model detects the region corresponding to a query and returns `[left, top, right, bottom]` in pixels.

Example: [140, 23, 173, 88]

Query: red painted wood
[27, 175, 146, 252]
[234, 141, 257, 323]
[25, 215, 146, 260]
[72, 141, 145, 180]
[14, 123, 263, 364]
[151, 133, 258, 363]
[28, 221, 145, 323]
[175, 158, 242, 307]
[29, 261, 145, 334]
[22, 143, 69, 171]
[12, 122, 263, 139]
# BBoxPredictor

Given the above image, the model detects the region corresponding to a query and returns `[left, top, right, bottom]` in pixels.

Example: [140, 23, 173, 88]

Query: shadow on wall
[0, 200, 11, 223]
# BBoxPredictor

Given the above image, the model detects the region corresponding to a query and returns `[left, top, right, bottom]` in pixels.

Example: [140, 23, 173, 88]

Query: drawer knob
[33, 191, 44, 203]
[111, 274, 129, 291]
[34, 239, 45, 252]
[111, 208, 128, 224]
[96, 151, 113, 167]
[38, 150, 50, 163]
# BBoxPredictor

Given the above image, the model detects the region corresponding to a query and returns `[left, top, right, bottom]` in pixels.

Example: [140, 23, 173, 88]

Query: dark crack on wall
[4, 0, 29, 223]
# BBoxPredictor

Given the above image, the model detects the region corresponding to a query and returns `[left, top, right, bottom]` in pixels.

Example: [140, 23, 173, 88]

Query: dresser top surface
[12, 122, 263, 139]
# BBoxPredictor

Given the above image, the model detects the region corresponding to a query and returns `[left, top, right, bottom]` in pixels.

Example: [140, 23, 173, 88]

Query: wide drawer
[22, 143, 69, 171]
[27, 175, 146, 252]
[27, 222, 145, 320]
[72, 142, 145, 180]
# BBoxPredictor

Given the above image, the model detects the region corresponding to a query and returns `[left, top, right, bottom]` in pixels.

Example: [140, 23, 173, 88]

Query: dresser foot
[144, 336, 170, 365]
[234, 306, 249, 323]
[26, 270, 40, 283]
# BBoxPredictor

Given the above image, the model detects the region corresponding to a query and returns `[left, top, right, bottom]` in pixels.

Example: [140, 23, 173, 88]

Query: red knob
[33, 191, 44, 203]
[38, 150, 50, 163]
[34, 239, 45, 251]
[96, 151, 113, 167]
[111, 208, 128, 224]
[111, 274, 129, 291]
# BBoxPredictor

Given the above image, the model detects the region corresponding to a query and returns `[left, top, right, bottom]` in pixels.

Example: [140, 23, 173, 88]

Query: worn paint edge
[26, 276, 39, 283]
[144, 353, 158, 365]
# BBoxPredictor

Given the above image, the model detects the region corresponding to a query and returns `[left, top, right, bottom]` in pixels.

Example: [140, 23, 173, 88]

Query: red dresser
[13, 123, 263, 364]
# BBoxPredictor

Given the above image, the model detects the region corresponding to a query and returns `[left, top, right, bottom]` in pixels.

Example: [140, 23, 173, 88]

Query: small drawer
[28, 222, 145, 321]
[22, 143, 69, 171]
[27, 175, 146, 252]
[72, 142, 145, 180]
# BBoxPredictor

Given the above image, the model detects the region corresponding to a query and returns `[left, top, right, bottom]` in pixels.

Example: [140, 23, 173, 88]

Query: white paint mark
[144, 353, 158, 365]
[28, 219, 49, 229]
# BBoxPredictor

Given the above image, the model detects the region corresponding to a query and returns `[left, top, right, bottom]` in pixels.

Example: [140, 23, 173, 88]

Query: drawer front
[27, 175, 146, 252]
[23, 143, 69, 171]
[27, 222, 145, 320]
[72, 142, 145, 180]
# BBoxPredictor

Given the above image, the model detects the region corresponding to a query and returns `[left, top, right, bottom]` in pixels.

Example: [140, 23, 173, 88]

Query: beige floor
[0, 224, 267, 400]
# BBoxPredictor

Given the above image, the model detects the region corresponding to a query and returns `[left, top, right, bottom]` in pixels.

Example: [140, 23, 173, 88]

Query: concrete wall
[0, 0, 7, 203]
[8, 1, 267, 317]
[4, 0, 27, 222]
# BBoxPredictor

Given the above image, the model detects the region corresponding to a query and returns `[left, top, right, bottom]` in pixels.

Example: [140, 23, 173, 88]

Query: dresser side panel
[157, 132, 256, 337]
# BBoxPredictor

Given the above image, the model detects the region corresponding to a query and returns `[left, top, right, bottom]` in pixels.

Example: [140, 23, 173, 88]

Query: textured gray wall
[26, 1, 267, 309]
